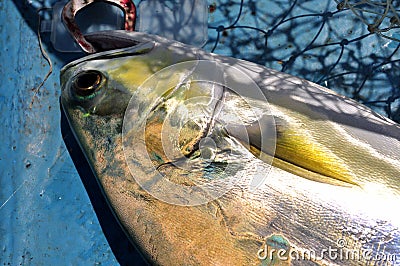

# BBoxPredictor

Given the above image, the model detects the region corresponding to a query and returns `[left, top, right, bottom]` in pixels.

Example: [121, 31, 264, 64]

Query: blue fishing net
[204, 0, 400, 122]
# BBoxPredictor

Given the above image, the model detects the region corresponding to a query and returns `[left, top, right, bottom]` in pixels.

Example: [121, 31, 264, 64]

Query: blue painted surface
[0, 2, 119, 265]
[1, 0, 399, 265]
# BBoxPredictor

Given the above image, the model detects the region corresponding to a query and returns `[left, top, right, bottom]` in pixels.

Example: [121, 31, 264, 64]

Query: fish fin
[228, 116, 358, 187]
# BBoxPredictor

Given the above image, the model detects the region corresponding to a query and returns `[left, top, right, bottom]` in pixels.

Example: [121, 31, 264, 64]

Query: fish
[60, 30, 400, 265]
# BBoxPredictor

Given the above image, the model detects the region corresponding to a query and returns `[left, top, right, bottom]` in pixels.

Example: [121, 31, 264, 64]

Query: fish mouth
[60, 31, 158, 75]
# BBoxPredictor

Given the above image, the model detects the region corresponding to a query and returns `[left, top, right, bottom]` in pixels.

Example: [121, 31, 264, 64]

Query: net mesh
[204, 0, 400, 123]
[336, 0, 400, 42]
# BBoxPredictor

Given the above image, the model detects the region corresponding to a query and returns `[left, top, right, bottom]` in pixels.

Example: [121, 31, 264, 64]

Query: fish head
[60, 31, 280, 265]
[61, 30, 277, 205]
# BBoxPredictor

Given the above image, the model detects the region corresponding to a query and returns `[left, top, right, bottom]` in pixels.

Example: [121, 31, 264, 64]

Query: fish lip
[60, 40, 155, 77]
[61, 30, 182, 77]
[60, 29, 203, 75]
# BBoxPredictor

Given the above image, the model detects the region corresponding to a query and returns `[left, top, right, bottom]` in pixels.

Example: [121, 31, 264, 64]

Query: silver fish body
[61, 31, 400, 265]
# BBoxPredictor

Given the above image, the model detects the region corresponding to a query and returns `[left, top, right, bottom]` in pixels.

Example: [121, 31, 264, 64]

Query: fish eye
[72, 70, 103, 97]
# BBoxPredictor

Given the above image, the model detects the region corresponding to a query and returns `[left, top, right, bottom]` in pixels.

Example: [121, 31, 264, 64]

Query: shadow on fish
[60, 102, 148, 265]
[60, 31, 400, 265]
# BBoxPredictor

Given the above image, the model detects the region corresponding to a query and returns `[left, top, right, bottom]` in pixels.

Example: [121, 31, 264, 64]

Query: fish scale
[60, 30, 400, 265]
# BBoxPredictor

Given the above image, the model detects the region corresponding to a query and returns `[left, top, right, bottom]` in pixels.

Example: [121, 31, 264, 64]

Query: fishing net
[204, 0, 400, 123]
[336, 0, 400, 41]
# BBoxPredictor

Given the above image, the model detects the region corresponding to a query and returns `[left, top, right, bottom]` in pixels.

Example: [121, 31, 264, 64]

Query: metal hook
[62, 0, 136, 53]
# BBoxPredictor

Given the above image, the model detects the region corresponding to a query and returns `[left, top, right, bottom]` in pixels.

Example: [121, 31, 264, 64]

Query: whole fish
[61, 30, 400, 265]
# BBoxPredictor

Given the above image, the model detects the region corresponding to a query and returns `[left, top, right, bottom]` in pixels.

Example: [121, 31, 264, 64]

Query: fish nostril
[73, 70, 102, 97]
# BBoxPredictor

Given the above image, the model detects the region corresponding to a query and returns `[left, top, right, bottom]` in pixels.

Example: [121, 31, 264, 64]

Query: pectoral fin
[227, 116, 358, 187]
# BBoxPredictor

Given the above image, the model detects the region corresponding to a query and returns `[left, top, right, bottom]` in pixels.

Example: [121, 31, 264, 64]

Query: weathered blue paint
[0, 1, 119, 265]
